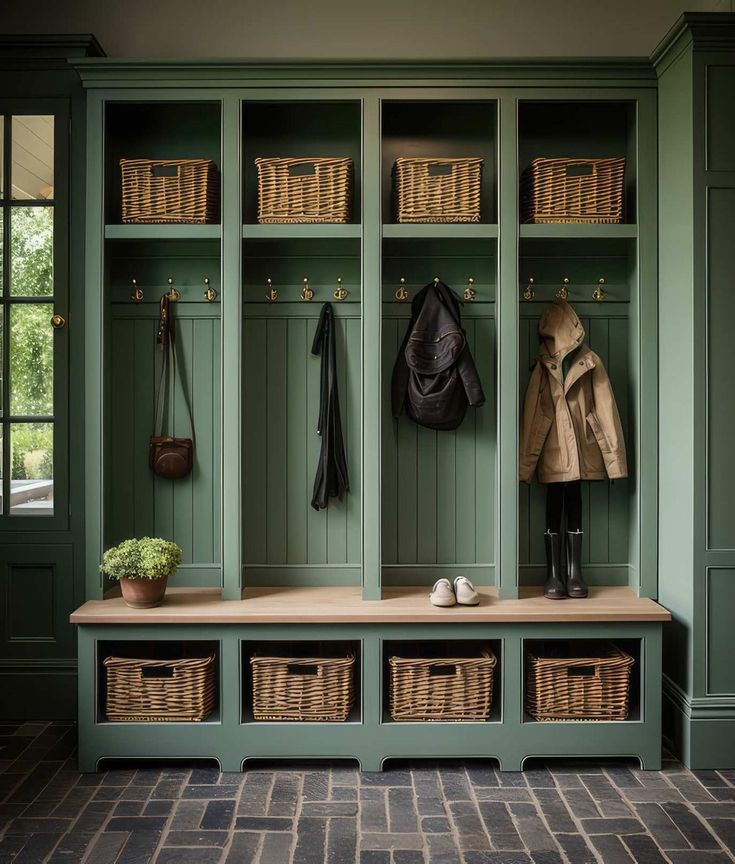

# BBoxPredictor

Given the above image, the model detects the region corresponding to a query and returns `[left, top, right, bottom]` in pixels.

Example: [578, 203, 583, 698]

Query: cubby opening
[522, 638, 641, 723]
[242, 101, 362, 225]
[97, 640, 220, 724]
[104, 102, 222, 226]
[381, 237, 497, 586]
[381, 101, 497, 224]
[241, 237, 361, 588]
[518, 101, 637, 224]
[241, 640, 361, 723]
[104, 238, 222, 588]
[382, 639, 502, 723]
[518, 237, 636, 589]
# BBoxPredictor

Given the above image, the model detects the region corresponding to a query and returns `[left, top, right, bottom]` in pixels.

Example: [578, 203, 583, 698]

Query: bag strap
[152, 294, 195, 441]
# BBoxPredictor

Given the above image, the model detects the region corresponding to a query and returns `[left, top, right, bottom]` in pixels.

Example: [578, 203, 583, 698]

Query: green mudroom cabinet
[71, 47, 674, 771]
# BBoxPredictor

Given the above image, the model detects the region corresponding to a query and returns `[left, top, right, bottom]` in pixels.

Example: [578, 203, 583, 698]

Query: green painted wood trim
[497, 95, 519, 599]
[362, 96, 381, 600]
[244, 566, 362, 586]
[84, 92, 105, 600]
[519, 224, 638, 239]
[652, 13, 735, 71]
[105, 224, 222, 240]
[0, 34, 104, 59]
[382, 224, 498, 239]
[222, 95, 241, 599]
[242, 224, 361, 239]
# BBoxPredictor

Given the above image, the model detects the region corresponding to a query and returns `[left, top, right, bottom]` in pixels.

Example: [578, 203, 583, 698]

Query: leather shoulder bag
[149, 294, 195, 479]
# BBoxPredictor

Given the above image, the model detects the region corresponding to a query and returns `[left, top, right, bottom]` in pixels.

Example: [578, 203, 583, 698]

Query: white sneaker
[454, 576, 479, 606]
[429, 578, 456, 607]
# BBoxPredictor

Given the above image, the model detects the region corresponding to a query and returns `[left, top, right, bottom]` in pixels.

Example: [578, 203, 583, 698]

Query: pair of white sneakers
[429, 576, 480, 607]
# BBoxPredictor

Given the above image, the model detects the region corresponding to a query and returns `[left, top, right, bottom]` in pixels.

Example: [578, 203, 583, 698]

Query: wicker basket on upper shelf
[389, 649, 496, 721]
[120, 158, 219, 224]
[393, 156, 483, 223]
[526, 641, 634, 721]
[104, 652, 217, 722]
[255, 156, 352, 224]
[520, 156, 625, 224]
[250, 650, 355, 721]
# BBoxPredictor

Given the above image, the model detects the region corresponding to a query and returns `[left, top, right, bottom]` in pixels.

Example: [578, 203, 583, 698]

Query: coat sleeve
[519, 362, 551, 484]
[457, 343, 486, 407]
[589, 360, 628, 479]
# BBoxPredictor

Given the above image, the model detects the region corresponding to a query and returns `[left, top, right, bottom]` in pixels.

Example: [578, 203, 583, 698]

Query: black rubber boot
[543, 531, 566, 599]
[566, 530, 588, 598]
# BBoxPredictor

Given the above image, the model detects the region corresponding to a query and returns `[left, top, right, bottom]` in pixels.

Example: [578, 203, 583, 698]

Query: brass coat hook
[165, 277, 180, 302]
[265, 277, 278, 302]
[203, 276, 218, 302]
[593, 277, 606, 302]
[395, 277, 408, 302]
[333, 276, 348, 301]
[464, 277, 476, 301]
[523, 277, 535, 302]
[300, 276, 314, 302]
[433, 275, 440, 285]
[130, 278, 143, 303]
[557, 277, 570, 300]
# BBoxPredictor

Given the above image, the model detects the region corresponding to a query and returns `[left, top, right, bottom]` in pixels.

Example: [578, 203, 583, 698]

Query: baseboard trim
[663, 674, 735, 768]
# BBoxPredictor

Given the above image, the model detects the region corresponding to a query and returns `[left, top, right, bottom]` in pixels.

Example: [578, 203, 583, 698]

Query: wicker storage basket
[104, 652, 217, 722]
[250, 651, 355, 721]
[526, 642, 634, 721]
[389, 649, 496, 721]
[120, 158, 219, 224]
[255, 156, 352, 224]
[393, 156, 483, 224]
[520, 156, 625, 224]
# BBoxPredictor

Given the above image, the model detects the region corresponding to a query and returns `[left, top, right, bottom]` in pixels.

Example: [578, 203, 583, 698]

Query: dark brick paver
[0, 723, 734, 862]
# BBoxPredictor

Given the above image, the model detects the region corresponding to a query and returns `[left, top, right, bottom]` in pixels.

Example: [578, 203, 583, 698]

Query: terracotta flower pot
[119, 573, 169, 609]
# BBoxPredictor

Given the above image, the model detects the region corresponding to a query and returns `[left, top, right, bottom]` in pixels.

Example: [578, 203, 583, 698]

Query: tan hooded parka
[519, 298, 628, 484]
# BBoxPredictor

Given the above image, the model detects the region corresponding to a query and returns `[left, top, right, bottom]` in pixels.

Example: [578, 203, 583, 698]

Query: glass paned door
[1, 112, 62, 519]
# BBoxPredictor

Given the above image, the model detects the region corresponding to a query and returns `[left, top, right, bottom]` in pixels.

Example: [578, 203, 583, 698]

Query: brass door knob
[51, 314, 66, 329]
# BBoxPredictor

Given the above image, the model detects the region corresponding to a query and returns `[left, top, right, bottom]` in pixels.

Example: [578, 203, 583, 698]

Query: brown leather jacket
[520, 299, 628, 484]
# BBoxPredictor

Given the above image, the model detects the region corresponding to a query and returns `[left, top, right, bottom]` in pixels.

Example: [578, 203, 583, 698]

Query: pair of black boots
[543, 530, 588, 599]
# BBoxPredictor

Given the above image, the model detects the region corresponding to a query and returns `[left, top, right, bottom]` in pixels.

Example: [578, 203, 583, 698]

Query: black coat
[391, 280, 485, 431]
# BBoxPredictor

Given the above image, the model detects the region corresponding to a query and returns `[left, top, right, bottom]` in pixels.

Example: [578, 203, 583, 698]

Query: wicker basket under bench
[389, 649, 496, 721]
[526, 641, 634, 721]
[250, 650, 356, 722]
[104, 652, 217, 722]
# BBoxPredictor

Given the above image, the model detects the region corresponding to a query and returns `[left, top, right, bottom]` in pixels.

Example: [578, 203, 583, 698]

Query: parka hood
[538, 298, 585, 360]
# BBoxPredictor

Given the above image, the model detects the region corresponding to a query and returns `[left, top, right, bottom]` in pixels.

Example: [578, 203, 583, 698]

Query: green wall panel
[707, 568, 735, 695]
[108, 313, 222, 583]
[707, 187, 735, 550]
[381, 315, 496, 582]
[519, 311, 631, 584]
[706, 66, 735, 172]
[242, 314, 362, 579]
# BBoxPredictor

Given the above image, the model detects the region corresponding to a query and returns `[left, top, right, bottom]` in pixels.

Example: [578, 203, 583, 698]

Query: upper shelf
[383, 224, 498, 240]
[105, 224, 221, 241]
[520, 224, 638, 239]
[242, 224, 361, 240]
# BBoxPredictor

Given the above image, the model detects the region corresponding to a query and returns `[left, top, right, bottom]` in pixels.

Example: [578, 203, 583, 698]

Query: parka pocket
[529, 413, 552, 456]
[586, 411, 611, 453]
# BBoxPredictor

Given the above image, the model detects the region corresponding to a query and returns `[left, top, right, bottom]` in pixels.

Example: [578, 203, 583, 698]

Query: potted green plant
[101, 537, 182, 609]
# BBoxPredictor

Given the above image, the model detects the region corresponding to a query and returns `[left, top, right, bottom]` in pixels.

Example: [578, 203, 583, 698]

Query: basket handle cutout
[150, 164, 180, 178]
[427, 163, 453, 176]
[288, 162, 316, 177]
[141, 665, 175, 678]
[287, 663, 319, 676]
[567, 665, 597, 678]
[565, 163, 594, 177]
[429, 664, 458, 677]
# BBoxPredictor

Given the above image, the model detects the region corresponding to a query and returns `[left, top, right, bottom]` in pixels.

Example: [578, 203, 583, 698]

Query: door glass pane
[10, 207, 53, 296]
[10, 304, 53, 416]
[12, 115, 54, 200]
[10, 422, 53, 515]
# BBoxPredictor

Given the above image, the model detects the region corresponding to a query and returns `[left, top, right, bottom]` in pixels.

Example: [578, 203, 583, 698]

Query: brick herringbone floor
[1, 722, 734, 863]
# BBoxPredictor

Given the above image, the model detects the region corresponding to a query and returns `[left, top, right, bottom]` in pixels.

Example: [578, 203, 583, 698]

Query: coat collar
[538, 343, 597, 392]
